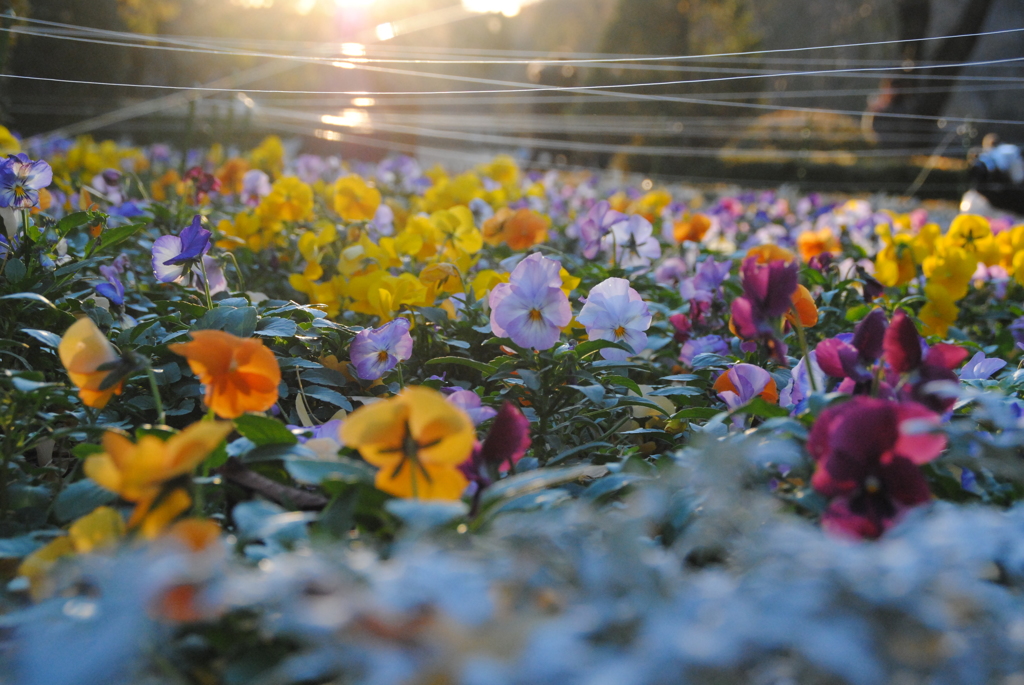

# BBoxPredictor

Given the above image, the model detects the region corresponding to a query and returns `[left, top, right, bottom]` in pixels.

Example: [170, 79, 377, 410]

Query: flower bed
[2, 131, 1024, 684]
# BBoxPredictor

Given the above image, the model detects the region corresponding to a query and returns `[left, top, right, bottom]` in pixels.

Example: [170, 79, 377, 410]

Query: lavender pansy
[680, 334, 728, 366]
[575, 200, 627, 259]
[447, 389, 498, 425]
[350, 317, 414, 381]
[489, 253, 571, 351]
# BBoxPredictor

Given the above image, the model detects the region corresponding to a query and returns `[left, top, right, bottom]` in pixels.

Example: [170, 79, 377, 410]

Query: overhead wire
[7, 14, 1024, 66]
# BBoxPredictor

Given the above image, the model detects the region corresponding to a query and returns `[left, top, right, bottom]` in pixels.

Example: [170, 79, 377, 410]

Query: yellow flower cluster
[874, 214, 1011, 337]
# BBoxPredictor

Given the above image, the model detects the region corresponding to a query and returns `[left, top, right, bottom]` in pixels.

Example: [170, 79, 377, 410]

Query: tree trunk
[874, 0, 995, 144]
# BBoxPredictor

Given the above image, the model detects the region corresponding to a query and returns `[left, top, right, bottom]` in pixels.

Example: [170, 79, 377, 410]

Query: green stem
[145, 365, 166, 425]
[198, 257, 214, 310]
[397, 363, 404, 390]
[792, 309, 818, 393]
[225, 251, 245, 292]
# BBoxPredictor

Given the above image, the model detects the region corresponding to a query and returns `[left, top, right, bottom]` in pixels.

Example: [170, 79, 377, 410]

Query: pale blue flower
[576, 277, 652, 361]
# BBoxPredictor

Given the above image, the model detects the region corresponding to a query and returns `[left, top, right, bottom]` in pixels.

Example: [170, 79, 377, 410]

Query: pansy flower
[576, 277, 652, 361]
[170, 330, 281, 419]
[601, 214, 662, 268]
[58, 317, 126, 409]
[0, 153, 53, 209]
[341, 386, 475, 500]
[489, 253, 572, 350]
[349, 317, 414, 381]
[713, 363, 778, 411]
[808, 396, 946, 539]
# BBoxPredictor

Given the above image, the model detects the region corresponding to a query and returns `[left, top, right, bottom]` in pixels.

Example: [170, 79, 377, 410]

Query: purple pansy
[349, 317, 414, 381]
[575, 200, 627, 259]
[489, 253, 571, 351]
[959, 351, 1007, 381]
[679, 334, 728, 366]
[95, 264, 125, 306]
[152, 215, 212, 283]
[0, 154, 53, 209]
[576, 277, 652, 361]
[447, 389, 498, 425]
[715, 363, 773, 411]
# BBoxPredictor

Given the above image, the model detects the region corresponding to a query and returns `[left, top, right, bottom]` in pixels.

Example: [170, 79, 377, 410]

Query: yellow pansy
[59, 317, 124, 409]
[420, 263, 464, 302]
[333, 175, 382, 222]
[431, 205, 483, 258]
[348, 271, 428, 322]
[479, 154, 520, 187]
[922, 240, 977, 302]
[946, 214, 1000, 265]
[84, 421, 234, 529]
[0, 125, 20, 155]
[919, 282, 960, 338]
[249, 135, 285, 177]
[874, 225, 917, 288]
[470, 269, 509, 300]
[421, 172, 485, 212]
[628, 189, 672, 221]
[341, 387, 474, 500]
[259, 177, 314, 223]
[18, 506, 125, 599]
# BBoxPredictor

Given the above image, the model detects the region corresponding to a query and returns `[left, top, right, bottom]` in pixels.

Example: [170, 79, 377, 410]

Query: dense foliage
[2, 129, 1024, 684]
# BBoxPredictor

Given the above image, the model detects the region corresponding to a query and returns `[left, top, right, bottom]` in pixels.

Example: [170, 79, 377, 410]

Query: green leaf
[95, 222, 146, 253]
[233, 414, 297, 446]
[285, 458, 376, 485]
[845, 304, 871, 323]
[616, 397, 671, 416]
[0, 533, 56, 559]
[54, 211, 92, 238]
[660, 374, 700, 382]
[302, 386, 353, 410]
[575, 339, 634, 358]
[255, 317, 298, 338]
[648, 386, 703, 397]
[385, 499, 468, 526]
[731, 397, 791, 420]
[569, 384, 607, 405]
[224, 307, 258, 337]
[5, 258, 26, 282]
[72, 443, 105, 459]
[20, 328, 60, 348]
[549, 441, 614, 465]
[425, 356, 498, 376]
[583, 473, 650, 501]
[0, 292, 56, 309]
[604, 374, 642, 397]
[53, 479, 118, 523]
[481, 464, 608, 508]
[242, 443, 320, 463]
[670, 407, 722, 420]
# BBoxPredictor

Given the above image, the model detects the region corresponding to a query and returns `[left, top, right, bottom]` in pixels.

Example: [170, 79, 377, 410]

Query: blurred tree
[573, 0, 759, 173]
[872, 0, 996, 144]
[116, 0, 181, 35]
[0, 0, 30, 125]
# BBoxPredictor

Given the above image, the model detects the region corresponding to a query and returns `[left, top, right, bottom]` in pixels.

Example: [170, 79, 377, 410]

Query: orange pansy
[712, 370, 779, 404]
[170, 330, 281, 418]
[482, 208, 550, 250]
[58, 317, 124, 409]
